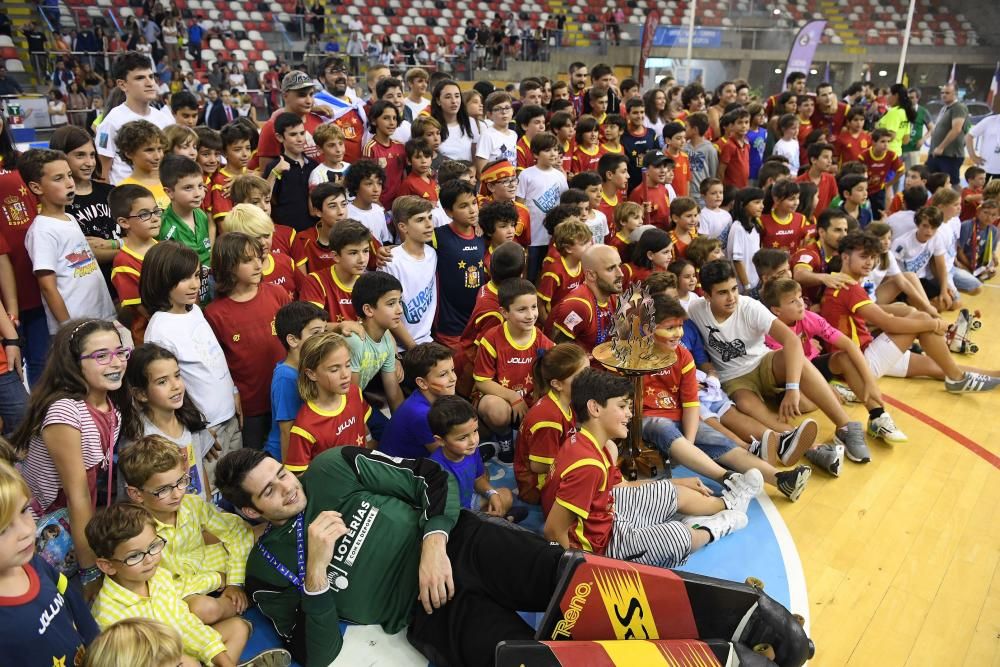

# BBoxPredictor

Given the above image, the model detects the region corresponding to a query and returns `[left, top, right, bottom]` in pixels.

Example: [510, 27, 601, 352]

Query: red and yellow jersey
[285, 389, 372, 472]
[472, 322, 554, 403]
[397, 173, 439, 203]
[861, 148, 903, 194]
[262, 252, 300, 299]
[834, 129, 871, 166]
[459, 281, 503, 360]
[111, 242, 150, 344]
[760, 211, 812, 253]
[515, 390, 575, 504]
[291, 226, 336, 273]
[300, 266, 358, 323]
[641, 345, 698, 421]
[538, 256, 584, 305]
[820, 282, 874, 350]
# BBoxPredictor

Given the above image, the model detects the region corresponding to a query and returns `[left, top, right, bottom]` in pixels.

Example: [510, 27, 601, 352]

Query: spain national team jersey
[628, 181, 671, 230]
[363, 138, 407, 209]
[397, 173, 439, 202]
[719, 137, 750, 188]
[459, 281, 503, 360]
[792, 240, 830, 305]
[516, 136, 536, 172]
[560, 139, 575, 174]
[432, 224, 486, 337]
[607, 230, 631, 260]
[111, 241, 150, 344]
[285, 389, 372, 472]
[811, 102, 848, 137]
[515, 390, 575, 504]
[332, 109, 366, 164]
[796, 171, 838, 214]
[668, 150, 690, 197]
[820, 282, 874, 350]
[621, 262, 651, 290]
[300, 266, 359, 323]
[834, 130, 871, 166]
[291, 226, 336, 273]
[670, 229, 698, 260]
[641, 345, 698, 421]
[861, 148, 903, 194]
[570, 144, 605, 175]
[761, 211, 812, 253]
[545, 283, 616, 352]
[796, 118, 814, 151]
[209, 168, 243, 221]
[597, 191, 619, 237]
[537, 256, 584, 305]
[541, 428, 621, 554]
[262, 252, 299, 299]
[272, 224, 296, 257]
[472, 322, 554, 403]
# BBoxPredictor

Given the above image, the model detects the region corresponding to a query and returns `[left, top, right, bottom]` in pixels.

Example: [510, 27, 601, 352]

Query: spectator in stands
[187, 17, 205, 67]
[0, 66, 23, 96]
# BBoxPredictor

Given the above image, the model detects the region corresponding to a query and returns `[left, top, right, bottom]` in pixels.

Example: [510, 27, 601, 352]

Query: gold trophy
[592, 284, 676, 481]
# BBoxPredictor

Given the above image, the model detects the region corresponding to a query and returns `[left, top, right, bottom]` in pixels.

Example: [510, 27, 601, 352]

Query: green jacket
[245, 447, 459, 667]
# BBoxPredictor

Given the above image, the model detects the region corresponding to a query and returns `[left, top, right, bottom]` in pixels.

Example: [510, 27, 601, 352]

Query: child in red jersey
[834, 107, 870, 167]
[193, 127, 221, 217]
[291, 182, 348, 274]
[717, 108, 751, 188]
[515, 104, 547, 172]
[397, 139, 439, 203]
[600, 114, 625, 156]
[230, 174, 296, 258]
[570, 115, 605, 176]
[479, 200, 518, 277]
[960, 166, 986, 222]
[669, 196, 700, 259]
[597, 153, 629, 229]
[543, 368, 749, 564]
[628, 149, 674, 229]
[861, 128, 903, 218]
[515, 343, 588, 504]
[623, 226, 675, 289]
[458, 241, 526, 367]
[886, 165, 929, 215]
[362, 101, 406, 210]
[110, 184, 159, 345]
[474, 278, 555, 449]
[479, 160, 531, 247]
[204, 232, 292, 450]
[209, 123, 252, 226]
[537, 220, 593, 319]
[222, 204, 300, 299]
[608, 201, 643, 258]
[285, 332, 372, 472]
[662, 121, 690, 197]
[761, 179, 811, 253]
[550, 111, 576, 175]
[796, 142, 839, 213]
[300, 220, 370, 323]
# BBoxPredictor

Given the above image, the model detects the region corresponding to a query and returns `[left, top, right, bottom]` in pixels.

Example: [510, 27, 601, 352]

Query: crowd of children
[0, 49, 998, 666]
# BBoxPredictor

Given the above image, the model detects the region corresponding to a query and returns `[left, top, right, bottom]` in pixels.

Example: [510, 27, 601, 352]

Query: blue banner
[783, 20, 827, 77]
[651, 27, 722, 48]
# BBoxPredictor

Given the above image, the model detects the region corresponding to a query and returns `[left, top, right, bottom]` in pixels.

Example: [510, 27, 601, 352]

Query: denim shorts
[642, 417, 737, 461]
[951, 267, 983, 293]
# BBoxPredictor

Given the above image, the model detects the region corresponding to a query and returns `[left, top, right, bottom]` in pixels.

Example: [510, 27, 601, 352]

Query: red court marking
[882, 393, 1000, 470]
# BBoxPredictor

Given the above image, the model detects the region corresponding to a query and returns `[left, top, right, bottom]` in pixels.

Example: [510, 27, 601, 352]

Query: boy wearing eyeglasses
[118, 436, 254, 627]
[88, 502, 285, 667]
[20, 148, 116, 335]
[110, 183, 161, 345]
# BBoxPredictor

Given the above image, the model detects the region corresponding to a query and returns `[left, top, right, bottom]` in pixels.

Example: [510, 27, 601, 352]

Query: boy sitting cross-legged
[119, 436, 254, 623]
[543, 369, 750, 567]
[643, 295, 810, 501]
[822, 231, 1000, 395]
[88, 503, 288, 667]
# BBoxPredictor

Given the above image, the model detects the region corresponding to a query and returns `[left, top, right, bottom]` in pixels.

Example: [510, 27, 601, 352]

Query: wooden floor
[769, 286, 1000, 666]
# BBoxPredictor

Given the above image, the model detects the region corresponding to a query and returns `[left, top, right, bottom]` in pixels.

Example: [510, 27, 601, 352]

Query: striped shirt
[20, 398, 120, 517]
[92, 567, 227, 664]
[154, 494, 254, 598]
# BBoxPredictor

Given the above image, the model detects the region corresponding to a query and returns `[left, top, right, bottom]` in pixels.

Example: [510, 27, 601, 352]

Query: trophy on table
[592, 283, 676, 481]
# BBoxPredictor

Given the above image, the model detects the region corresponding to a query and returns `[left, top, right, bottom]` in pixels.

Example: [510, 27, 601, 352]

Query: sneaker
[777, 419, 818, 465]
[775, 465, 811, 502]
[749, 429, 779, 465]
[496, 433, 515, 464]
[683, 509, 748, 541]
[238, 649, 292, 667]
[945, 372, 1000, 394]
[721, 469, 764, 513]
[804, 443, 845, 477]
[830, 380, 858, 403]
[478, 441, 499, 463]
[835, 421, 871, 463]
[868, 412, 908, 444]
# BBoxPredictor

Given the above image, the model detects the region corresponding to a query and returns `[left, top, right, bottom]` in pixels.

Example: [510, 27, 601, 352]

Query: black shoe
[497, 434, 515, 464]
[479, 441, 499, 463]
[734, 588, 814, 667]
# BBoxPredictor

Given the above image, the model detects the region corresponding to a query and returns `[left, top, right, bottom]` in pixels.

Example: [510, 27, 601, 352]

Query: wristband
[2, 338, 20, 347]
[785, 382, 800, 390]
[484, 489, 499, 498]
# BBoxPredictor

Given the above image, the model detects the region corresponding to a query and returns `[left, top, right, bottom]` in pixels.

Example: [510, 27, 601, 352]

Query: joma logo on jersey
[339, 298, 352, 305]
[551, 582, 593, 639]
[508, 357, 534, 364]
[335, 416, 357, 437]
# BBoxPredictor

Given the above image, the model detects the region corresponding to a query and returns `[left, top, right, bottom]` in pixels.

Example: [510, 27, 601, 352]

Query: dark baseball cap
[644, 150, 675, 167]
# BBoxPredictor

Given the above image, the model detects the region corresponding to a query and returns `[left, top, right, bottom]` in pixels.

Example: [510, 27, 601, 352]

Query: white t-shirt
[772, 138, 800, 175]
[892, 228, 942, 279]
[347, 201, 392, 244]
[404, 97, 430, 119]
[644, 117, 665, 140]
[431, 202, 451, 228]
[516, 165, 568, 246]
[725, 221, 761, 289]
[134, 417, 214, 501]
[475, 126, 518, 165]
[938, 216, 961, 277]
[586, 210, 609, 246]
[862, 252, 901, 298]
[678, 291, 697, 312]
[687, 295, 777, 382]
[886, 210, 916, 241]
[968, 114, 1000, 174]
[25, 214, 116, 333]
[308, 161, 350, 189]
[699, 207, 733, 239]
[380, 243, 438, 350]
[144, 308, 237, 426]
[96, 103, 174, 184]
[439, 119, 481, 161]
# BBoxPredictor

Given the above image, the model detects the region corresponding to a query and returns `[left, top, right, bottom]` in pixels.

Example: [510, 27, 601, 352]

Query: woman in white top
[643, 88, 669, 140]
[227, 64, 246, 93]
[432, 79, 480, 161]
[162, 16, 179, 62]
[48, 90, 69, 127]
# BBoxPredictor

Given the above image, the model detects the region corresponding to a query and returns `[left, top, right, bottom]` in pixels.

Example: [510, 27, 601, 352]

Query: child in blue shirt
[428, 395, 514, 518]
[266, 302, 329, 461]
[379, 342, 455, 459]
[0, 459, 100, 666]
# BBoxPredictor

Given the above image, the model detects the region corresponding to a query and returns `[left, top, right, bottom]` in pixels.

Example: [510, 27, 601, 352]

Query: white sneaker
[684, 510, 749, 542]
[868, 412, 908, 444]
[830, 380, 858, 403]
[721, 469, 764, 514]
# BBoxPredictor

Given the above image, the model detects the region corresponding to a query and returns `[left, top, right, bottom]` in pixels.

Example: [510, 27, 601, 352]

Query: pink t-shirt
[765, 310, 844, 360]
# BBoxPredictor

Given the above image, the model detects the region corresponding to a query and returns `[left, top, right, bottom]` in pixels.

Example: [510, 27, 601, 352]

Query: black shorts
[812, 353, 834, 381]
[918, 277, 942, 300]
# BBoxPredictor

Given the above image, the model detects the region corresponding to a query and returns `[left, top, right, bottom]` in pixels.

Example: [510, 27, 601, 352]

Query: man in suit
[203, 88, 240, 129]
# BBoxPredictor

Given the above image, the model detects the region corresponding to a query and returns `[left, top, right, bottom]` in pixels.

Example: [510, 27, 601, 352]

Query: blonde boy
[309, 123, 350, 189]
